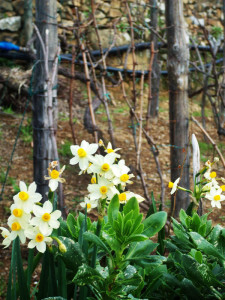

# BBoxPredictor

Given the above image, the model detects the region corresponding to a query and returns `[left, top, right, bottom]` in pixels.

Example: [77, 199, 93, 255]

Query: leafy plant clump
[1, 140, 225, 299]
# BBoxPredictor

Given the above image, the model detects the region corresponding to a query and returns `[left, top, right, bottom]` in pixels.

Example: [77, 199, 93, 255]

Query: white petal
[43, 201, 53, 213]
[19, 181, 27, 192]
[37, 241, 46, 253]
[39, 222, 52, 235]
[28, 240, 36, 249]
[81, 140, 89, 149]
[51, 210, 61, 220]
[70, 156, 79, 165]
[49, 179, 58, 191]
[88, 143, 98, 154]
[33, 205, 43, 217]
[18, 231, 26, 244]
[28, 182, 37, 194]
[30, 217, 40, 226]
[32, 193, 42, 203]
[79, 158, 89, 171]
[70, 145, 79, 155]
[23, 201, 34, 213]
[48, 219, 60, 229]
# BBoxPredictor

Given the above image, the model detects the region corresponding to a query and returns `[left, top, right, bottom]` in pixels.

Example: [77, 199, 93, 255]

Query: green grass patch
[59, 140, 73, 157]
[21, 118, 33, 144]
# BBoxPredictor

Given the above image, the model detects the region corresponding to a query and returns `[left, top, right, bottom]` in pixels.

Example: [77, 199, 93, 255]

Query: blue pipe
[0, 41, 20, 51]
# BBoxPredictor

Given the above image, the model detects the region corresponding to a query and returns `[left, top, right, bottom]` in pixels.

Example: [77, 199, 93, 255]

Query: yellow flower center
[35, 233, 44, 243]
[168, 182, 174, 189]
[87, 203, 91, 209]
[42, 213, 51, 222]
[11, 222, 21, 231]
[214, 195, 221, 201]
[101, 163, 110, 172]
[77, 148, 87, 158]
[19, 191, 29, 201]
[120, 174, 129, 182]
[100, 186, 108, 195]
[13, 208, 23, 217]
[210, 172, 217, 178]
[50, 170, 60, 179]
[4, 234, 8, 238]
[107, 148, 114, 153]
[91, 177, 96, 184]
[221, 185, 225, 192]
[119, 193, 127, 202]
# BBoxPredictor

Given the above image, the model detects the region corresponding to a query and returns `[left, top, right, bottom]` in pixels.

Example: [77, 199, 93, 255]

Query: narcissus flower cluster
[168, 157, 225, 209]
[70, 140, 144, 212]
[0, 163, 63, 252]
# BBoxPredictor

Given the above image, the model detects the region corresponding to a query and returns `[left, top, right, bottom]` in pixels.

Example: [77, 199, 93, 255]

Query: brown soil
[0, 71, 224, 299]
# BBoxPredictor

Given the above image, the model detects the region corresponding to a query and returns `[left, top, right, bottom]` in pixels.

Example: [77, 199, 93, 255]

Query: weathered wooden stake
[165, 0, 190, 216]
[33, 0, 59, 201]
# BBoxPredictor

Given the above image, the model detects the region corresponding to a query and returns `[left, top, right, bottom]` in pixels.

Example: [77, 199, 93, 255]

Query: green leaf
[195, 251, 203, 264]
[125, 240, 158, 261]
[190, 232, 225, 261]
[179, 209, 188, 227]
[15, 237, 30, 300]
[142, 211, 167, 237]
[67, 213, 77, 237]
[42, 297, 67, 300]
[191, 213, 201, 231]
[123, 197, 139, 216]
[108, 194, 119, 225]
[125, 234, 147, 245]
[57, 236, 86, 272]
[83, 232, 112, 256]
[73, 264, 104, 286]
[181, 278, 204, 300]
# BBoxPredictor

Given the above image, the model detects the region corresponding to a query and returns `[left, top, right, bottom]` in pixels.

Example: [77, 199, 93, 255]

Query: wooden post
[149, 0, 160, 118]
[33, 0, 59, 200]
[165, 0, 190, 216]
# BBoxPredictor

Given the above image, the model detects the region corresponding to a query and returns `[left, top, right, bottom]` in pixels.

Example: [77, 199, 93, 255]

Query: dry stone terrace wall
[0, 0, 223, 70]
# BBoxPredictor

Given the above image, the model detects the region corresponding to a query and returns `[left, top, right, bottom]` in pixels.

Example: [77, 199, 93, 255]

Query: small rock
[0, 16, 21, 32]
[108, 8, 122, 18]
[0, 1, 13, 12]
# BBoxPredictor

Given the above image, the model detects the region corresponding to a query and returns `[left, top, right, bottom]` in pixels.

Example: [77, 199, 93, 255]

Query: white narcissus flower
[89, 153, 116, 179]
[105, 142, 121, 159]
[204, 187, 225, 209]
[117, 191, 145, 204]
[80, 197, 98, 212]
[87, 177, 118, 201]
[168, 177, 180, 195]
[0, 227, 11, 248]
[8, 203, 31, 229]
[44, 165, 66, 192]
[7, 220, 26, 244]
[13, 181, 42, 213]
[112, 159, 134, 186]
[70, 140, 98, 171]
[31, 201, 62, 235]
[25, 226, 52, 253]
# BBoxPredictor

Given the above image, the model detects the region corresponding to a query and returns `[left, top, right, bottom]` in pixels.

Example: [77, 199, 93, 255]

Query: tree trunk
[165, 0, 190, 216]
[222, 0, 225, 126]
[149, 0, 160, 118]
[33, 0, 58, 201]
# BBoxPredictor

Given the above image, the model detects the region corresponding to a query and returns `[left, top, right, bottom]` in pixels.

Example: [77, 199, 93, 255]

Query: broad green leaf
[195, 251, 203, 264]
[66, 213, 77, 237]
[124, 234, 148, 245]
[191, 213, 201, 232]
[123, 197, 139, 216]
[125, 240, 157, 261]
[190, 232, 225, 262]
[108, 194, 119, 225]
[83, 232, 112, 256]
[179, 209, 188, 227]
[73, 264, 104, 286]
[142, 211, 167, 237]
[180, 278, 204, 300]
[198, 224, 206, 237]
[57, 236, 86, 272]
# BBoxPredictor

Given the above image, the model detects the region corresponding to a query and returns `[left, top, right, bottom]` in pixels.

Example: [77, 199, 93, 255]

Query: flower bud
[59, 243, 67, 253]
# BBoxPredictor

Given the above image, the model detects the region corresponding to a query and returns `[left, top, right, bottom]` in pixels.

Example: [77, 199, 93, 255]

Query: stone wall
[0, 0, 223, 70]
